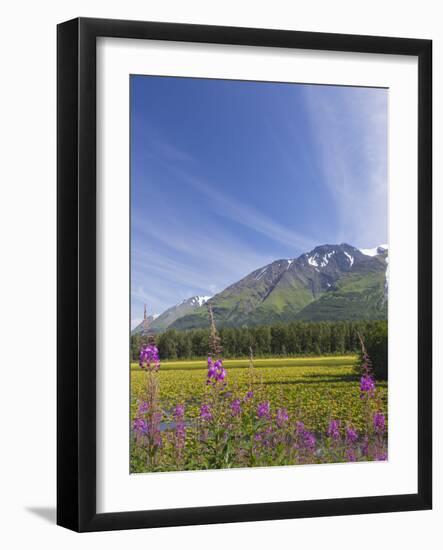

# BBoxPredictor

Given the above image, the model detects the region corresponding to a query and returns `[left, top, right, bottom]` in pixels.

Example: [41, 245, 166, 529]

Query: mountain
[170, 244, 388, 330]
[131, 295, 211, 334]
[131, 314, 157, 336]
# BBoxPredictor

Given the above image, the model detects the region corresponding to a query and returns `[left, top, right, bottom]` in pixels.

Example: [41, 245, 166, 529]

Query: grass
[130, 355, 387, 433]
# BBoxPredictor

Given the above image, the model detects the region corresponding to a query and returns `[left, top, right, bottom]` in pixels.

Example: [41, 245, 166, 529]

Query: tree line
[131, 320, 387, 362]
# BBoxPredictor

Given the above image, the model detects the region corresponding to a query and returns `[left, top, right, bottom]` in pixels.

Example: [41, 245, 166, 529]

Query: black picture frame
[57, 17, 432, 532]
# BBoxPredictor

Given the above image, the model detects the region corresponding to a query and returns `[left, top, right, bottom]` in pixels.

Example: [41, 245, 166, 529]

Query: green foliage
[131, 356, 387, 434]
[131, 320, 387, 361]
[296, 273, 387, 321]
[358, 322, 388, 380]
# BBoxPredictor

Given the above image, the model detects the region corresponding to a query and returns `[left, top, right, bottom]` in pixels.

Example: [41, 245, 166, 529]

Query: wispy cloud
[301, 86, 387, 247]
[170, 168, 316, 252]
[131, 211, 275, 317]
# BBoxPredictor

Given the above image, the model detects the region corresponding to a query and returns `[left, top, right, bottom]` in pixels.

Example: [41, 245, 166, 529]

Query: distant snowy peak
[306, 250, 337, 268]
[301, 244, 358, 271]
[185, 295, 211, 307]
[359, 244, 388, 257]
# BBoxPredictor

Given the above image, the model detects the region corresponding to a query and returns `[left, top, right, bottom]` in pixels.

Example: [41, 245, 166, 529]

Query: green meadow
[131, 355, 387, 433]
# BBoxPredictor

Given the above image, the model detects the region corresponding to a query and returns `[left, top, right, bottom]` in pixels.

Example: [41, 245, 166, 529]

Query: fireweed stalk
[358, 334, 377, 431]
[356, 333, 388, 460]
[135, 339, 162, 467]
[200, 304, 233, 468]
[345, 425, 359, 462]
[172, 403, 186, 465]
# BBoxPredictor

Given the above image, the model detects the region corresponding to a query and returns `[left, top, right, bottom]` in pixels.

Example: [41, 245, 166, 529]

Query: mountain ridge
[131, 295, 211, 334]
[132, 243, 388, 334]
[171, 243, 388, 330]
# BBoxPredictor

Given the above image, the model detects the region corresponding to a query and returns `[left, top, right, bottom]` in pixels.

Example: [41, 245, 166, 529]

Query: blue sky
[131, 75, 387, 327]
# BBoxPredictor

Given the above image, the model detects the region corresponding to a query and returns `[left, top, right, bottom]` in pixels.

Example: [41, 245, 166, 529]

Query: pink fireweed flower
[327, 419, 341, 440]
[206, 357, 227, 385]
[303, 431, 316, 451]
[231, 399, 241, 417]
[375, 451, 388, 461]
[244, 390, 254, 401]
[276, 408, 289, 427]
[139, 344, 160, 372]
[133, 417, 147, 435]
[257, 401, 271, 419]
[174, 403, 185, 420]
[217, 367, 227, 381]
[373, 411, 386, 434]
[345, 426, 358, 443]
[345, 448, 357, 462]
[295, 422, 316, 451]
[360, 375, 375, 398]
[137, 401, 149, 414]
[199, 403, 212, 422]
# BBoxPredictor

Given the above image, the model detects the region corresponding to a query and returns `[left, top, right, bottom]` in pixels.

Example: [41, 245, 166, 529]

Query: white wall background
[0, 0, 440, 547]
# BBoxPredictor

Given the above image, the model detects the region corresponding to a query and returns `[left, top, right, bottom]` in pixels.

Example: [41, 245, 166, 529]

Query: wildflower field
[130, 351, 388, 473]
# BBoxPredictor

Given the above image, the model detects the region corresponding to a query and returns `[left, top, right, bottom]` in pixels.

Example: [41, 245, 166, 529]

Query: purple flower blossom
[375, 451, 388, 461]
[360, 375, 375, 398]
[345, 426, 358, 443]
[174, 403, 185, 419]
[295, 422, 316, 451]
[139, 344, 160, 372]
[138, 401, 149, 414]
[231, 399, 241, 417]
[373, 411, 386, 433]
[217, 367, 227, 381]
[302, 431, 317, 451]
[244, 390, 254, 401]
[345, 448, 357, 462]
[206, 357, 227, 384]
[133, 417, 147, 435]
[200, 403, 212, 422]
[257, 401, 271, 419]
[276, 408, 289, 427]
[327, 419, 341, 440]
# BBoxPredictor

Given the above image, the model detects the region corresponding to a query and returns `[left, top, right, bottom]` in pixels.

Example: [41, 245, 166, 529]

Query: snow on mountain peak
[359, 244, 388, 257]
[305, 248, 338, 268]
[194, 295, 211, 306]
[307, 255, 319, 267]
[181, 295, 212, 307]
[344, 251, 354, 267]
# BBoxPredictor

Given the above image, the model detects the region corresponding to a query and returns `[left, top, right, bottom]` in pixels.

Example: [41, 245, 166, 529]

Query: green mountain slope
[170, 243, 388, 330]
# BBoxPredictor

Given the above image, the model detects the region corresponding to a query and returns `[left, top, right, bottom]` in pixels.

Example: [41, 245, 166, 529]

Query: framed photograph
[57, 17, 432, 532]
